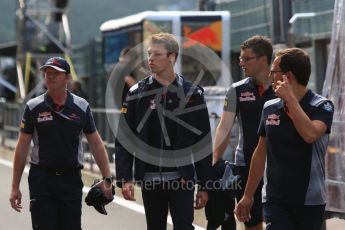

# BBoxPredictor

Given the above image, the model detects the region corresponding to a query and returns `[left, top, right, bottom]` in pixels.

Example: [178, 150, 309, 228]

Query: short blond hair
[149, 33, 179, 60]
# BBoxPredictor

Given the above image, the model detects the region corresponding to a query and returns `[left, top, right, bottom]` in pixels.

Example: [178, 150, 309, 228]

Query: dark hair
[275, 48, 311, 86]
[72, 81, 82, 89]
[149, 33, 179, 61]
[240, 35, 273, 64]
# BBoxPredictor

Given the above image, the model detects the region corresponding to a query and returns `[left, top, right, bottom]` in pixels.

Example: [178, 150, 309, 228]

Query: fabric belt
[31, 164, 81, 176]
[143, 171, 180, 182]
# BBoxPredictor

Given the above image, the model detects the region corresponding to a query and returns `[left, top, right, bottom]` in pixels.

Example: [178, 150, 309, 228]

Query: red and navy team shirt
[224, 77, 276, 166]
[20, 91, 96, 170]
[259, 90, 334, 205]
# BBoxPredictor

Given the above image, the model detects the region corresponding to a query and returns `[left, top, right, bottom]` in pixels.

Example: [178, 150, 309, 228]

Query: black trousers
[141, 180, 195, 230]
[205, 190, 236, 230]
[28, 166, 83, 230]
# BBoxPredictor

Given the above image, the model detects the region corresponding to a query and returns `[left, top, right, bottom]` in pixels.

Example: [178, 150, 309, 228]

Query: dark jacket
[115, 74, 212, 188]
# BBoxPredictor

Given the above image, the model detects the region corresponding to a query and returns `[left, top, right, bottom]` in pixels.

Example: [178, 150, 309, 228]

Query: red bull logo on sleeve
[239, 91, 256, 102]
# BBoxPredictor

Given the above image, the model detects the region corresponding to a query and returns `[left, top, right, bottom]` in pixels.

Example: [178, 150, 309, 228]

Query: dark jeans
[141, 179, 195, 230]
[28, 166, 83, 230]
[263, 203, 325, 230]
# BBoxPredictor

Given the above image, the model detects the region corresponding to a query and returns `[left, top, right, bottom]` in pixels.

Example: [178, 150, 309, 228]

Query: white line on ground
[0, 158, 205, 230]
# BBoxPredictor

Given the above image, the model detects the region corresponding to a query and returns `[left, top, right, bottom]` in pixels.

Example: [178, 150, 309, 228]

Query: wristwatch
[103, 176, 114, 184]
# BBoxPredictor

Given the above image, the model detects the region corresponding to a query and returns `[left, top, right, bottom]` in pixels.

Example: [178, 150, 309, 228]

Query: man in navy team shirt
[235, 48, 334, 230]
[211, 35, 275, 230]
[9, 57, 113, 229]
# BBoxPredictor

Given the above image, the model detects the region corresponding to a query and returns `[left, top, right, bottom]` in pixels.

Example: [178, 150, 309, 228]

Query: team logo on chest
[266, 113, 280, 126]
[68, 113, 81, 120]
[149, 99, 156, 110]
[37, 111, 53, 122]
[239, 91, 256, 102]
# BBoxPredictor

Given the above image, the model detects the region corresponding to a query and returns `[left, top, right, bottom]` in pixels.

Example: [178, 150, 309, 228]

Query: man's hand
[95, 179, 114, 200]
[274, 75, 296, 103]
[194, 190, 208, 209]
[234, 195, 254, 222]
[9, 189, 23, 212]
[122, 182, 136, 201]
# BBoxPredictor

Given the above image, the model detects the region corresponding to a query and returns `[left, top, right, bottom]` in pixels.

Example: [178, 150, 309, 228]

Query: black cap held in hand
[85, 179, 115, 215]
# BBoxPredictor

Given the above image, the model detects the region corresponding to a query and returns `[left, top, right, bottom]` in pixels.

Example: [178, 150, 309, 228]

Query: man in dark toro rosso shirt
[211, 35, 275, 230]
[235, 48, 334, 230]
[9, 57, 113, 229]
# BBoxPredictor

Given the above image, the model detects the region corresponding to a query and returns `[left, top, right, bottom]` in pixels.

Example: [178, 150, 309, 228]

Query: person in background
[235, 48, 334, 230]
[115, 33, 212, 230]
[110, 47, 137, 108]
[70, 80, 88, 100]
[119, 47, 137, 102]
[211, 35, 275, 230]
[9, 57, 113, 229]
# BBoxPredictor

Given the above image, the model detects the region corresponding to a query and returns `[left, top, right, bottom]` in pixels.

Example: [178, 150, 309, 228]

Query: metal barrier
[0, 97, 228, 172]
[325, 120, 345, 218]
[0, 98, 5, 129]
[2, 103, 23, 140]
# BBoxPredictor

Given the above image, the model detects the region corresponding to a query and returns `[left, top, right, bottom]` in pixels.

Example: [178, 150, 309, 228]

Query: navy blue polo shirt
[259, 90, 334, 205]
[224, 77, 276, 166]
[20, 91, 96, 170]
